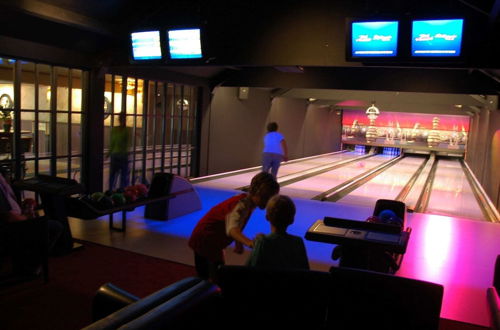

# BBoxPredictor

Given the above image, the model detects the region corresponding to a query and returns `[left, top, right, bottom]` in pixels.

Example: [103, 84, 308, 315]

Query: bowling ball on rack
[111, 193, 126, 206]
[124, 185, 138, 194]
[81, 194, 99, 208]
[123, 189, 137, 203]
[98, 195, 114, 210]
[91, 192, 105, 202]
[104, 190, 113, 197]
[135, 183, 148, 198]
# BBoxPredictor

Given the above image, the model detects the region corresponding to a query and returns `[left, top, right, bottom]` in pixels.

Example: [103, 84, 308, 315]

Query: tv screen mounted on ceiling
[130, 30, 162, 60]
[350, 21, 399, 58]
[411, 19, 464, 57]
[167, 28, 203, 59]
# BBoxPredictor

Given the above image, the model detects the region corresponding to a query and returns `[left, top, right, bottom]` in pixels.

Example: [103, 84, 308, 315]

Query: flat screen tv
[411, 19, 464, 57]
[350, 21, 399, 58]
[130, 30, 162, 60]
[167, 28, 203, 59]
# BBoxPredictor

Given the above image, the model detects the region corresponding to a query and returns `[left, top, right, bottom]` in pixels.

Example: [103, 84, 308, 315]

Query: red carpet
[0, 240, 197, 330]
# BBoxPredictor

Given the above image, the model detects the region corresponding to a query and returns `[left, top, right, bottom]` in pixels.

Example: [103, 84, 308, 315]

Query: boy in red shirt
[189, 172, 279, 281]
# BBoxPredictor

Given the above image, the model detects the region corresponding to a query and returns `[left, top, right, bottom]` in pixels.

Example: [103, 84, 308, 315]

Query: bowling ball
[91, 192, 105, 202]
[111, 193, 126, 206]
[124, 190, 137, 203]
[124, 185, 138, 195]
[115, 187, 125, 194]
[378, 209, 397, 223]
[135, 183, 148, 198]
[366, 215, 380, 223]
[387, 216, 403, 227]
[358, 162, 365, 168]
[104, 190, 113, 196]
[98, 196, 114, 210]
[82, 194, 99, 208]
[79, 194, 92, 203]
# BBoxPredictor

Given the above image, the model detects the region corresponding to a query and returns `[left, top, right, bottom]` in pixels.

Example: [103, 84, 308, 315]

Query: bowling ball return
[306, 200, 411, 274]
[68, 174, 201, 232]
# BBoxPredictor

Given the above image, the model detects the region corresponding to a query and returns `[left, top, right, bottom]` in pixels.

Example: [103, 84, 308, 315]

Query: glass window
[103, 74, 199, 187]
[56, 67, 69, 111]
[71, 69, 83, 112]
[37, 64, 51, 111]
[21, 61, 36, 110]
[56, 113, 68, 156]
[0, 58, 15, 133]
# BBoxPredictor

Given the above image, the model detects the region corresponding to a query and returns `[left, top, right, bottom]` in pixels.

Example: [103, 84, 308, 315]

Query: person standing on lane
[262, 122, 288, 179]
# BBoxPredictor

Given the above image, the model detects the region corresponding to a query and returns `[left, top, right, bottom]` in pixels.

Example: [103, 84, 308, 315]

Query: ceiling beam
[0, 0, 116, 36]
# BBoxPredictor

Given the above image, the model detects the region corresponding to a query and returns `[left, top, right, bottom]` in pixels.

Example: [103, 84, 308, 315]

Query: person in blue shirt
[246, 194, 309, 269]
[262, 122, 288, 178]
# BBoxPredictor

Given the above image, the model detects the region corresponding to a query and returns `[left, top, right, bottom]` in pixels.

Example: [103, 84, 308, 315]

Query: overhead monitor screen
[167, 28, 203, 59]
[411, 19, 464, 57]
[131, 31, 162, 60]
[351, 21, 399, 57]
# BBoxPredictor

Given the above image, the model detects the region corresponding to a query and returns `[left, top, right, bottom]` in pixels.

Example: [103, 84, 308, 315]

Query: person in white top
[262, 122, 288, 178]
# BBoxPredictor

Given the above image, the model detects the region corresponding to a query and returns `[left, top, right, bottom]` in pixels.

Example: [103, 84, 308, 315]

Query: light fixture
[176, 98, 189, 111]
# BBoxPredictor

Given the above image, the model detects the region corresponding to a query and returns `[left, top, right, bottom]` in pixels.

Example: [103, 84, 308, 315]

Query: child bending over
[189, 172, 280, 281]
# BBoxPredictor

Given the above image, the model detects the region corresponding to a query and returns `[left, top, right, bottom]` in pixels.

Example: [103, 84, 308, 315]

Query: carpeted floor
[0, 240, 197, 330]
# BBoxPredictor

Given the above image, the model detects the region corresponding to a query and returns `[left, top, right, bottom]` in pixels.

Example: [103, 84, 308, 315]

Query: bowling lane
[426, 159, 485, 221]
[335, 156, 426, 207]
[193, 151, 363, 190]
[279, 154, 395, 199]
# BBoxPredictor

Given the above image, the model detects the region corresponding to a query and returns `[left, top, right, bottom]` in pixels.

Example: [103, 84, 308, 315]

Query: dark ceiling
[0, 0, 499, 107]
[1, 0, 499, 65]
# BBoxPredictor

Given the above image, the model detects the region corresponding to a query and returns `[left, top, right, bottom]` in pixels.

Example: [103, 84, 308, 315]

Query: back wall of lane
[200, 87, 342, 176]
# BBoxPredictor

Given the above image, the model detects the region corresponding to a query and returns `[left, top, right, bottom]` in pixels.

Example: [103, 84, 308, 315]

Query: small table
[13, 175, 85, 255]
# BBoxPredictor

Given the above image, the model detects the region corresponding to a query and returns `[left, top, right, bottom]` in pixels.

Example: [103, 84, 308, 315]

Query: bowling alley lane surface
[426, 158, 485, 221]
[278, 154, 394, 199]
[191, 151, 363, 190]
[335, 156, 426, 207]
[194, 151, 493, 222]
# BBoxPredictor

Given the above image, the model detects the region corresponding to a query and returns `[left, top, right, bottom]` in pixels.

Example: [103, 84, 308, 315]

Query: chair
[84, 277, 219, 330]
[0, 217, 49, 285]
[216, 265, 332, 329]
[328, 266, 444, 330]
